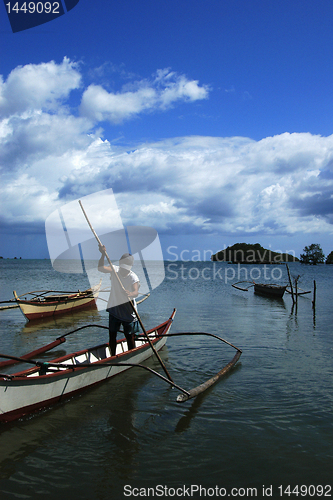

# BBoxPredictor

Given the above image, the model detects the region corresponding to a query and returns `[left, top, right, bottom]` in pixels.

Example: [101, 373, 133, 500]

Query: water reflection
[21, 308, 102, 335]
[175, 363, 242, 433]
[100, 378, 142, 483]
[0, 367, 150, 486]
[253, 293, 287, 309]
[174, 393, 206, 433]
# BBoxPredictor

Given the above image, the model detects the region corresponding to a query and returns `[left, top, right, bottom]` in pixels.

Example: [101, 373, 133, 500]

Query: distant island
[211, 243, 298, 263]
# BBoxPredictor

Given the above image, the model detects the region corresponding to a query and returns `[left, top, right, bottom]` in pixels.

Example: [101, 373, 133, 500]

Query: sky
[1, 0, 333, 260]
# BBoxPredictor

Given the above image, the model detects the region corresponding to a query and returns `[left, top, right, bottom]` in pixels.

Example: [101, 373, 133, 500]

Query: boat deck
[24, 331, 157, 378]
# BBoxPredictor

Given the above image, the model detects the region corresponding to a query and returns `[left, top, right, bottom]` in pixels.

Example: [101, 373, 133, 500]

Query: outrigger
[0, 310, 242, 422]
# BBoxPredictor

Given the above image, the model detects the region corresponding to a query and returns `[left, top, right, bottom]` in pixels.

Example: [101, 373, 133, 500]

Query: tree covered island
[211, 243, 298, 263]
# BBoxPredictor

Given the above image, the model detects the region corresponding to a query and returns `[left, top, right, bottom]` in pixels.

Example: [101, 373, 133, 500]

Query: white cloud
[1, 59, 333, 252]
[79, 84, 157, 123]
[0, 57, 81, 116]
[0, 172, 57, 225]
[79, 69, 209, 123]
[46, 133, 333, 240]
[0, 111, 93, 174]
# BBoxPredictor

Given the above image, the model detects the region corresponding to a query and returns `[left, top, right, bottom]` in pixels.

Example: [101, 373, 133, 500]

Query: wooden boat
[0, 308, 243, 421]
[232, 280, 287, 298]
[13, 281, 102, 321]
[0, 310, 176, 423]
[253, 283, 287, 298]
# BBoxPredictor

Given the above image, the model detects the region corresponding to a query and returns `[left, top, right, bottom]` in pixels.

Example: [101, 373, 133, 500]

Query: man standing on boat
[98, 245, 140, 356]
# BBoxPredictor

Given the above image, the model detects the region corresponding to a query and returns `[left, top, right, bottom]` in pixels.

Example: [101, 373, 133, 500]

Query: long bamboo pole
[78, 200, 174, 382]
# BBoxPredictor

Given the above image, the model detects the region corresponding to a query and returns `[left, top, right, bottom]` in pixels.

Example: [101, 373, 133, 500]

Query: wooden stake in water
[312, 280, 316, 309]
[286, 264, 295, 304]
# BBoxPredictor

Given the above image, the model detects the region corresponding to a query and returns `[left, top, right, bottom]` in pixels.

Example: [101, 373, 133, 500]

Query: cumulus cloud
[1, 58, 333, 250]
[0, 111, 92, 174]
[0, 57, 81, 116]
[55, 133, 333, 237]
[79, 68, 210, 123]
[0, 59, 210, 235]
[0, 57, 91, 179]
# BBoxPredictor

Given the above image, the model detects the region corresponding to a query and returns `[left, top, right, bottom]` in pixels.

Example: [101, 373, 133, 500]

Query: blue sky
[1, 0, 333, 260]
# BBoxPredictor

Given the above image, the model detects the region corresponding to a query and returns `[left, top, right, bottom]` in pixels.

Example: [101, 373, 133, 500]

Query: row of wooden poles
[286, 264, 316, 310]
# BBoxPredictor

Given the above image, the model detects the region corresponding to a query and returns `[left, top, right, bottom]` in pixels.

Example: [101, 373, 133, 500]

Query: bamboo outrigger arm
[231, 281, 255, 291]
[0, 323, 109, 369]
[147, 331, 242, 402]
[285, 287, 311, 296]
[98, 292, 150, 305]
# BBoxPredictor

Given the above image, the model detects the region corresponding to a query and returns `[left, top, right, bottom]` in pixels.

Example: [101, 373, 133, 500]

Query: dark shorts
[108, 315, 139, 334]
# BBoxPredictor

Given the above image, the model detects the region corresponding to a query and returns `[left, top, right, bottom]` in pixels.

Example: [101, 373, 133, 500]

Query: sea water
[0, 259, 332, 499]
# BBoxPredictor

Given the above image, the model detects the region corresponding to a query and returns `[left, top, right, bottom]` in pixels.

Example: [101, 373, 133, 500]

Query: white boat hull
[0, 311, 175, 423]
[15, 283, 101, 321]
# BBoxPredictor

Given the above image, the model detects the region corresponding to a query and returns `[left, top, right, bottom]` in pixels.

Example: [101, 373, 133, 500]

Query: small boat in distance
[13, 281, 102, 321]
[232, 281, 287, 298]
[253, 283, 287, 298]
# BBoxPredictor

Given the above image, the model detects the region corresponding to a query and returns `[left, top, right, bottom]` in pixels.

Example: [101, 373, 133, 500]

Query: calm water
[0, 259, 332, 499]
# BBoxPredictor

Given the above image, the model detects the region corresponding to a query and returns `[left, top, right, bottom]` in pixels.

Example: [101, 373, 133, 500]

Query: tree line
[300, 243, 333, 265]
[210, 242, 333, 265]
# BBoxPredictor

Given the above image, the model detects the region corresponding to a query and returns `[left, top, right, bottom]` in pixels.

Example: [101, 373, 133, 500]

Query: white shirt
[107, 265, 139, 322]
